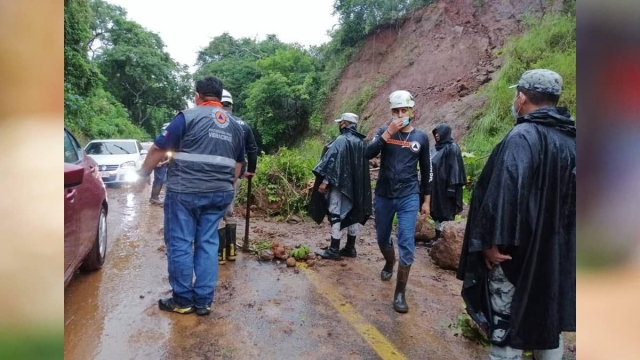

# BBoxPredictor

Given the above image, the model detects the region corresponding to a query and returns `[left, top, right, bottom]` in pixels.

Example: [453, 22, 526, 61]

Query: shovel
[242, 177, 253, 252]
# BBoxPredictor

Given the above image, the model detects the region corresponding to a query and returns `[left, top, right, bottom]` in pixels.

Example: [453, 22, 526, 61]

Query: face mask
[511, 103, 519, 119]
[392, 116, 411, 127]
[511, 93, 522, 120]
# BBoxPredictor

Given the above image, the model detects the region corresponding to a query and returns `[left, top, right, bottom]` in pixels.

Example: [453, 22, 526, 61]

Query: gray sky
[107, 0, 339, 73]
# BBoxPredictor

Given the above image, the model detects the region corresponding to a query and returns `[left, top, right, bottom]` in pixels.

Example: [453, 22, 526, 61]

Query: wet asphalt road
[63, 186, 572, 359]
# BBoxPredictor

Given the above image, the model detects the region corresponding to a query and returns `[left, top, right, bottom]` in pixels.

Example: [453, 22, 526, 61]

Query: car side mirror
[64, 163, 84, 188]
[140, 150, 148, 156]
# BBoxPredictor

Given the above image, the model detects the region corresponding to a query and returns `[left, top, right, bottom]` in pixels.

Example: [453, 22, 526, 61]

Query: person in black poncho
[457, 69, 575, 360]
[309, 113, 372, 260]
[427, 124, 466, 246]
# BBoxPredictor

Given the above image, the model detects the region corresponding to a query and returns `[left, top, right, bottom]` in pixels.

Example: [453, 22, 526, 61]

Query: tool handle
[243, 177, 252, 252]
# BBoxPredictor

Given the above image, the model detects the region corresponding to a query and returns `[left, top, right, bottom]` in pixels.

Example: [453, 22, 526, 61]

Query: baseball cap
[509, 69, 563, 96]
[334, 113, 359, 124]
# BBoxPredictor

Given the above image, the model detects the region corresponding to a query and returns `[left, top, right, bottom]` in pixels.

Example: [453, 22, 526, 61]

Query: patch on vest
[214, 111, 229, 128]
[409, 141, 421, 153]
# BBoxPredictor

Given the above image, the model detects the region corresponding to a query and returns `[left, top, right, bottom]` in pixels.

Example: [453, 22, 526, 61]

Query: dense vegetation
[64, 0, 190, 143]
[64, 0, 435, 147]
[64, 0, 576, 217]
[462, 13, 576, 183]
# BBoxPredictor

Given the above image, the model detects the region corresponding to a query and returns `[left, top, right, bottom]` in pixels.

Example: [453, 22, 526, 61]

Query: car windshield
[86, 141, 137, 155]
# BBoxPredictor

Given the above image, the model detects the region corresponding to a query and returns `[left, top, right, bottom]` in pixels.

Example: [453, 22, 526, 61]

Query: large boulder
[429, 220, 466, 271]
[415, 216, 436, 242]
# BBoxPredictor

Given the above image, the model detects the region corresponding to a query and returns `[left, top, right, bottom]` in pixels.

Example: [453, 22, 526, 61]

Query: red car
[64, 127, 109, 287]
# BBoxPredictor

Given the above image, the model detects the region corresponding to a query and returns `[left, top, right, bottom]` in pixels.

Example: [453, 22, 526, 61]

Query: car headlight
[125, 172, 139, 182]
[121, 161, 136, 168]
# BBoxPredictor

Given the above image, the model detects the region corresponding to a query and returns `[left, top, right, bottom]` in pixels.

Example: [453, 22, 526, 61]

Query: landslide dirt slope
[325, 0, 557, 142]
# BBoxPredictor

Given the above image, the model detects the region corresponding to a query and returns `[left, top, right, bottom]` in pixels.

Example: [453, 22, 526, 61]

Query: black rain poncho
[456, 107, 576, 350]
[308, 125, 372, 229]
[430, 124, 466, 221]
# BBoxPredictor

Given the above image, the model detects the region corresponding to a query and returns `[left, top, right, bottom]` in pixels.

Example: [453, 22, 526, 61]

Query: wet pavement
[64, 187, 573, 359]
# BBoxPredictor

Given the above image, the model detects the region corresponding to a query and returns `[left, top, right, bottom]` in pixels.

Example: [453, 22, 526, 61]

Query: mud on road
[64, 187, 575, 359]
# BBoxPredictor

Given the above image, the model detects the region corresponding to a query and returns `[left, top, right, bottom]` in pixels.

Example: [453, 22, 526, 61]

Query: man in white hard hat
[216, 89, 258, 264]
[309, 113, 372, 260]
[365, 90, 432, 313]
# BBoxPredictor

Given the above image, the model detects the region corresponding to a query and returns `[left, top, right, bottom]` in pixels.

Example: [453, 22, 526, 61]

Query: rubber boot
[149, 185, 163, 205]
[380, 247, 395, 281]
[218, 228, 226, 265]
[315, 237, 341, 260]
[339, 235, 357, 257]
[393, 264, 411, 313]
[225, 224, 237, 261]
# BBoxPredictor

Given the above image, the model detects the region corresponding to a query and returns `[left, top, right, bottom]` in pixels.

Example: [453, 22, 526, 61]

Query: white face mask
[392, 116, 411, 127]
[512, 92, 522, 120]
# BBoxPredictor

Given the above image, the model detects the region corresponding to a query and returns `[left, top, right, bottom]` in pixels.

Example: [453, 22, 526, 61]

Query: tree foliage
[332, 0, 433, 47]
[194, 35, 321, 152]
[64, 0, 190, 143]
[65, 0, 441, 148]
[64, 0, 101, 97]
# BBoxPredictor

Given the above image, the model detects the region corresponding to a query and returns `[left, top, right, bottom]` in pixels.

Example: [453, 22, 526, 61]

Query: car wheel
[80, 206, 107, 271]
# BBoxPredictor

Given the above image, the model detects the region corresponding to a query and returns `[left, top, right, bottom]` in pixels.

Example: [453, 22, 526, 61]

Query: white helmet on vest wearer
[221, 89, 233, 104]
[389, 90, 415, 109]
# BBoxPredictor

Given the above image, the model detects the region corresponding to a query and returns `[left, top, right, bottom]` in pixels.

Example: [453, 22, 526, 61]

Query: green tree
[87, 0, 127, 59]
[332, 0, 433, 47]
[64, 0, 101, 96]
[194, 33, 288, 117]
[94, 13, 190, 134]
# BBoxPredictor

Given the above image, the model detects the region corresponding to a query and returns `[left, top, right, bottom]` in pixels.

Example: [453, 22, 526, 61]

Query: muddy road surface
[64, 187, 574, 359]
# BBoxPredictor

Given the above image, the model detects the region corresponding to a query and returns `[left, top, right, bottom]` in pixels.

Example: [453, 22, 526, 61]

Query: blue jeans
[374, 194, 420, 266]
[153, 165, 167, 186]
[164, 190, 234, 308]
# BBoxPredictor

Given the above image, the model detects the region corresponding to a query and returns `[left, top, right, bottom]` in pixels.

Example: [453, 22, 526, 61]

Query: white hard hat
[389, 90, 415, 109]
[334, 113, 359, 124]
[221, 89, 233, 104]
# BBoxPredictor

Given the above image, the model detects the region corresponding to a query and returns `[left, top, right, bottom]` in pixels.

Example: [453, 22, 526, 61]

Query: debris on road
[259, 249, 274, 261]
[271, 240, 289, 261]
[289, 245, 311, 260]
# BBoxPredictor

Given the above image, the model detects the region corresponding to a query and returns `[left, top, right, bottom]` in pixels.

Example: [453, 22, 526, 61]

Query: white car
[84, 139, 148, 186]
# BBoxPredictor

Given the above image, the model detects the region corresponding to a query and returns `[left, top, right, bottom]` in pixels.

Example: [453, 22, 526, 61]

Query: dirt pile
[325, 0, 553, 142]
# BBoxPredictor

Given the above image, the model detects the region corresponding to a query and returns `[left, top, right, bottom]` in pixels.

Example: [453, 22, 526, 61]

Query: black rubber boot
[316, 237, 342, 260]
[380, 247, 396, 281]
[218, 228, 226, 265]
[149, 185, 163, 204]
[225, 224, 237, 261]
[393, 264, 411, 313]
[339, 235, 357, 257]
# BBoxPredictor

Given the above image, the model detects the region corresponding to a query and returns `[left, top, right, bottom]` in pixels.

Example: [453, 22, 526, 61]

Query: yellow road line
[297, 263, 409, 360]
